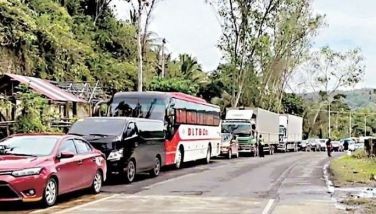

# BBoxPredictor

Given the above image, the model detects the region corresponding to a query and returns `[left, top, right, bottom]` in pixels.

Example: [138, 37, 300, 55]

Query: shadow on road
[0, 190, 95, 213]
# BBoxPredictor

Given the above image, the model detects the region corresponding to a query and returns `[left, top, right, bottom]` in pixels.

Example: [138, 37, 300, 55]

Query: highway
[0, 152, 342, 214]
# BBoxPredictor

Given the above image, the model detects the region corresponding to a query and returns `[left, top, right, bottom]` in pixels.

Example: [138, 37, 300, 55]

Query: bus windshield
[110, 97, 167, 121]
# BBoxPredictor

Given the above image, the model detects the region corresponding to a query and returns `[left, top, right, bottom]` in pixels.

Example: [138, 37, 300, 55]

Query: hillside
[0, 0, 140, 91]
[301, 88, 376, 109]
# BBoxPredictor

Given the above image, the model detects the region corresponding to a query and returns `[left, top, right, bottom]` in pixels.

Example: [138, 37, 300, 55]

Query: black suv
[69, 117, 165, 183]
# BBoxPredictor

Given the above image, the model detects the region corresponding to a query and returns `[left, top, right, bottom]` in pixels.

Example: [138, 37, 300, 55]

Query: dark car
[0, 134, 106, 207]
[68, 117, 165, 183]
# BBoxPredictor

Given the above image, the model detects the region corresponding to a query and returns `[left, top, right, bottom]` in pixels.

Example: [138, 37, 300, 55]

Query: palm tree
[176, 54, 207, 84]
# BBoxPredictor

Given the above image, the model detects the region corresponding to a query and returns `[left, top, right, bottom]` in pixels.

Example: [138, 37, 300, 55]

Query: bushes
[14, 85, 60, 133]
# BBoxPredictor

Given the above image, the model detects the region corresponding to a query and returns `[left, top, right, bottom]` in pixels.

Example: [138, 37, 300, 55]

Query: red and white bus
[105, 91, 221, 168]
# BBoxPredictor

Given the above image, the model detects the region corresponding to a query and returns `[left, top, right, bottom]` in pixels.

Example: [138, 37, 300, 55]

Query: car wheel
[150, 157, 161, 177]
[91, 171, 103, 194]
[125, 159, 136, 183]
[175, 148, 183, 169]
[43, 178, 58, 207]
[228, 149, 232, 159]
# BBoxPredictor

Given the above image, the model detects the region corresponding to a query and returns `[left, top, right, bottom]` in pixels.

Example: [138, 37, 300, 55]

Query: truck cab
[221, 120, 255, 156]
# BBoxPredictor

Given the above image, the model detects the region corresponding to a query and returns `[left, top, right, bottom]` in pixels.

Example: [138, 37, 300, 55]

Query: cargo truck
[221, 108, 279, 156]
[278, 114, 303, 152]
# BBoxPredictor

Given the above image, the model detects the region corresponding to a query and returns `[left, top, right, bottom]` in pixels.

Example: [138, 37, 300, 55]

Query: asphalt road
[0, 152, 343, 214]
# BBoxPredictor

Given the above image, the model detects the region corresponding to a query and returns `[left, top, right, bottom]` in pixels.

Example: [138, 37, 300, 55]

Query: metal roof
[4, 73, 86, 103]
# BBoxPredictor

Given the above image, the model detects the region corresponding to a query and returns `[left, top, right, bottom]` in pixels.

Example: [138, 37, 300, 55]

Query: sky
[113, 0, 376, 88]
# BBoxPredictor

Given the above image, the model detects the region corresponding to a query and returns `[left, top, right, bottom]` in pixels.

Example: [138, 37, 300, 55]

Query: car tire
[150, 156, 161, 177]
[125, 159, 136, 183]
[228, 149, 232, 159]
[43, 177, 58, 207]
[91, 171, 103, 194]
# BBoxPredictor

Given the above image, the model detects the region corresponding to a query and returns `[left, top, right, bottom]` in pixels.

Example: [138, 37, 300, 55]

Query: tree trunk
[308, 103, 323, 136]
[137, 3, 143, 92]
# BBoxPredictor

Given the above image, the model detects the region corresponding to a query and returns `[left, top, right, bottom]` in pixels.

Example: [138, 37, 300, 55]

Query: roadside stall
[0, 73, 89, 136]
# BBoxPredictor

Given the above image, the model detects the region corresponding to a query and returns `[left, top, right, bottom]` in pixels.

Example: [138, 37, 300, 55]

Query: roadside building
[0, 73, 89, 137]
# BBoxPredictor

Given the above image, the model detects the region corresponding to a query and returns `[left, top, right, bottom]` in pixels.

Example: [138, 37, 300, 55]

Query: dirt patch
[341, 198, 376, 214]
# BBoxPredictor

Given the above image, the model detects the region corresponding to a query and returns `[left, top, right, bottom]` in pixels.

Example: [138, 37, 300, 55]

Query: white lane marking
[54, 194, 119, 214]
[262, 199, 275, 214]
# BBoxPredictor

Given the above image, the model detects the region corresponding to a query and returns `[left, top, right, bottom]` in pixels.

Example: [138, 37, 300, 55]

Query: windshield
[0, 136, 59, 156]
[69, 118, 126, 136]
[110, 97, 166, 121]
[222, 123, 251, 134]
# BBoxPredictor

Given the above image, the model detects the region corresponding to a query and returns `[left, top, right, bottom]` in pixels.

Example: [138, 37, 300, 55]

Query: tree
[211, 0, 322, 108]
[168, 54, 206, 83]
[281, 93, 305, 116]
[126, 0, 159, 92]
[148, 77, 199, 95]
[301, 47, 365, 136]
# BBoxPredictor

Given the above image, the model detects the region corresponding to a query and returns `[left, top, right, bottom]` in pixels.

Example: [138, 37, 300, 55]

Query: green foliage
[282, 93, 305, 116]
[0, 0, 139, 91]
[148, 77, 199, 95]
[13, 85, 58, 133]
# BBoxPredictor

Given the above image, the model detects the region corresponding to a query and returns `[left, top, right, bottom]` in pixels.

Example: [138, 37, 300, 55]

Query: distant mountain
[300, 88, 376, 109]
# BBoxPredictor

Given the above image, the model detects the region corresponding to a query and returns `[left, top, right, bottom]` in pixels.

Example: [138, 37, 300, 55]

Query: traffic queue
[0, 91, 304, 207]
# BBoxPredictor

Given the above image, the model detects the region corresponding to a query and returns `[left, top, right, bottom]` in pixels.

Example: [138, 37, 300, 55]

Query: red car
[0, 134, 107, 207]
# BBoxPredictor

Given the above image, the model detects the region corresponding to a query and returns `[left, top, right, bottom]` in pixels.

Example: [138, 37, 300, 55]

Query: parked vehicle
[331, 141, 343, 152]
[298, 140, 308, 151]
[318, 139, 328, 151]
[220, 132, 239, 159]
[278, 114, 303, 152]
[223, 108, 279, 156]
[94, 91, 221, 169]
[0, 134, 106, 207]
[69, 117, 165, 183]
[341, 138, 356, 151]
[307, 138, 320, 152]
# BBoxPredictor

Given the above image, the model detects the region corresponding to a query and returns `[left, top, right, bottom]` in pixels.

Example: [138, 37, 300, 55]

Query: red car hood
[0, 155, 48, 171]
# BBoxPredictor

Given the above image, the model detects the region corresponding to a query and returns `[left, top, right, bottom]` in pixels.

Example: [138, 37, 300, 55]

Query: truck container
[222, 108, 279, 156]
[278, 114, 303, 152]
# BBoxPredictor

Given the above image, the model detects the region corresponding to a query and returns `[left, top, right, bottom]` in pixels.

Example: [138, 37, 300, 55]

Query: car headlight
[12, 167, 43, 177]
[107, 149, 124, 161]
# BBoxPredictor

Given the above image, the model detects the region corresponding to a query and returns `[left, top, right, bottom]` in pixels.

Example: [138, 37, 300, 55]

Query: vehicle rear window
[69, 118, 126, 137]
[137, 121, 165, 139]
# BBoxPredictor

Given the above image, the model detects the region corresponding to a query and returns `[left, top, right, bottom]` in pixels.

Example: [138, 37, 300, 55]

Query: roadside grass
[330, 150, 376, 187]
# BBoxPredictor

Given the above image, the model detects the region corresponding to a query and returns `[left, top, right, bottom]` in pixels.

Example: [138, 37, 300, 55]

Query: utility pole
[364, 114, 367, 136]
[349, 111, 352, 138]
[161, 38, 166, 78]
[328, 102, 331, 138]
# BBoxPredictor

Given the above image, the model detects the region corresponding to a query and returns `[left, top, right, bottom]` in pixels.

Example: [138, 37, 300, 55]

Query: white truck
[278, 114, 303, 152]
[222, 108, 279, 156]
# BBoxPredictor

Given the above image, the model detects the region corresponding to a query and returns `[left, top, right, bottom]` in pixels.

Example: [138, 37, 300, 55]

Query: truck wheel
[228, 149, 232, 159]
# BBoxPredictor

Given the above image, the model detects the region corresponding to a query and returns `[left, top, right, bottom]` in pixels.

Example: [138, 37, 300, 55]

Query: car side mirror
[59, 151, 75, 159]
